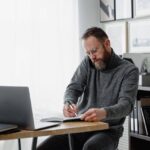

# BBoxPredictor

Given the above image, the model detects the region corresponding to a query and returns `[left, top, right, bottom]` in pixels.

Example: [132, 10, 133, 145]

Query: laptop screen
[0, 86, 34, 130]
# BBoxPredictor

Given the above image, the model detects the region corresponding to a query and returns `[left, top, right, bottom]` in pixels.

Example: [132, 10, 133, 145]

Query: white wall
[78, 0, 101, 59]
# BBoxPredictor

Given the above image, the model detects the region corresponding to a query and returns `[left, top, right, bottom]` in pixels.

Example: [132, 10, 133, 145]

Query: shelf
[129, 87, 150, 150]
[130, 132, 150, 141]
[138, 86, 150, 91]
[137, 86, 150, 99]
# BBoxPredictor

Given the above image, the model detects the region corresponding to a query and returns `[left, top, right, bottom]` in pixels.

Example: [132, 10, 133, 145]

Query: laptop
[0, 86, 60, 131]
[0, 123, 19, 133]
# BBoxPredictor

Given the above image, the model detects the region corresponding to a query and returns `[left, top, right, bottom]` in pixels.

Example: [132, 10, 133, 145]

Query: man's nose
[90, 53, 96, 60]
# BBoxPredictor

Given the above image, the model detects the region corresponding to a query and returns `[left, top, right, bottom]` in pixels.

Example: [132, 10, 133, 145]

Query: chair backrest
[123, 53, 150, 73]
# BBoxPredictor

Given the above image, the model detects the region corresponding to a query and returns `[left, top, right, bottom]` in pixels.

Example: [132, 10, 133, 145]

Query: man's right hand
[63, 103, 77, 117]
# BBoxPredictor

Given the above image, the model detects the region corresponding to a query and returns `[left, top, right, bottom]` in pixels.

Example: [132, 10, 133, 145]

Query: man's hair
[82, 27, 108, 41]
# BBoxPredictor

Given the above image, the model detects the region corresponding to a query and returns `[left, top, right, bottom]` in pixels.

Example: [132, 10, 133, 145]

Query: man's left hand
[81, 108, 107, 122]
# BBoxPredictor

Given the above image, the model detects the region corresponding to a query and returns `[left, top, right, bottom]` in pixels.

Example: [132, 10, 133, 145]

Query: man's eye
[86, 48, 97, 55]
[92, 49, 97, 53]
[92, 48, 96, 51]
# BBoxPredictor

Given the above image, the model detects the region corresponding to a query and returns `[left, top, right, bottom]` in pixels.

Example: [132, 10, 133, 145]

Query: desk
[0, 121, 109, 150]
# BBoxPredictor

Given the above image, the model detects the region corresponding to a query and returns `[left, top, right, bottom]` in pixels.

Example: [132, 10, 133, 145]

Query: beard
[94, 59, 106, 70]
[93, 48, 111, 70]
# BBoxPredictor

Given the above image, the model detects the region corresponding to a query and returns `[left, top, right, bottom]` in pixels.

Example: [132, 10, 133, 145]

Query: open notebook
[41, 115, 82, 123]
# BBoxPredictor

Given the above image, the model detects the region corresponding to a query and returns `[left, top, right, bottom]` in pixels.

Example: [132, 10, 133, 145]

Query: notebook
[41, 115, 82, 123]
[141, 106, 150, 136]
[0, 86, 60, 131]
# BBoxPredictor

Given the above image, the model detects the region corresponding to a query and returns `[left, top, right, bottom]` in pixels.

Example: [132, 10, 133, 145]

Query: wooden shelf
[130, 132, 150, 141]
[137, 86, 150, 99]
[129, 87, 150, 150]
[138, 86, 150, 91]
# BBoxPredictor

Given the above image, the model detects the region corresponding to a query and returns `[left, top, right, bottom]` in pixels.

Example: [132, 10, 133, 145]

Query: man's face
[83, 36, 111, 70]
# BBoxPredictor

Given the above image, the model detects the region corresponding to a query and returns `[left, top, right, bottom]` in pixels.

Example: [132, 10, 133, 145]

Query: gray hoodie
[64, 50, 139, 136]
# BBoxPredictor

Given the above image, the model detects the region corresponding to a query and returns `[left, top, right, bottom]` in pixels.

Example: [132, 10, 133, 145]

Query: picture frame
[100, 0, 115, 22]
[115, 0, 133, 20]
[134, 0, 150, 18]
[104, 22, 127, 55]
[128, 19, 150, 53]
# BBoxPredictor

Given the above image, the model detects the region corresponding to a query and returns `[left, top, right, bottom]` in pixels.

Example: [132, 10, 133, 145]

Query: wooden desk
[0, 121, 109, 140]
[0, 121, 109, 150]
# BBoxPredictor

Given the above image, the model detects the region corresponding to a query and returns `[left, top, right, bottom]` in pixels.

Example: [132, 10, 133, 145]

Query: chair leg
[31, 137, 38, 150]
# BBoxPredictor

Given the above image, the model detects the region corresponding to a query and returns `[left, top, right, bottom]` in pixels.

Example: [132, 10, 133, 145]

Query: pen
[67, 101, 77, 116]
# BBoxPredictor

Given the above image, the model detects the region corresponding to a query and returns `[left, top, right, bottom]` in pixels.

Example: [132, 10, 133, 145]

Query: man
[37, 27, 139, 150]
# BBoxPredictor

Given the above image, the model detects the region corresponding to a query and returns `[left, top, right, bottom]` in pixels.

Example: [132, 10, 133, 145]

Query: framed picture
[134, 0, 150, 17]
[115, 0, 133, 20]
[104, 22, 127, 55]
[100, 0, 115, 22]
[128, 19, 150, 53]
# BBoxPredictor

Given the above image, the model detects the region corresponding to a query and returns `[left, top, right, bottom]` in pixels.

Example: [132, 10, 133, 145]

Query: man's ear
[103, 39, 110, 48]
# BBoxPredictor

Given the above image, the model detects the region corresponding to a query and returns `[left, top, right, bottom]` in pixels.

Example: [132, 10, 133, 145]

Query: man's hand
[63, 103, 77, 117]
[81, 108, 107, 122]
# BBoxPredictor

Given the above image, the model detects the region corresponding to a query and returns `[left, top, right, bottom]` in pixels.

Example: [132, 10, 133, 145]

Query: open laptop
[0, 86, 60, 131]
[0, 123, 19, 133]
